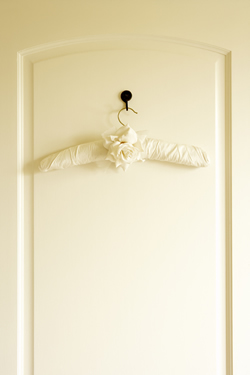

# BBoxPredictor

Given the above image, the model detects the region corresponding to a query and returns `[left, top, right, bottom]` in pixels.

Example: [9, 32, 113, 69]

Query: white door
[1, 2, 249, 375]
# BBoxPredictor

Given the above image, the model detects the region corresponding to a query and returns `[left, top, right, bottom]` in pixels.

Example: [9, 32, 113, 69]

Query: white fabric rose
[102, 125, 146, 171]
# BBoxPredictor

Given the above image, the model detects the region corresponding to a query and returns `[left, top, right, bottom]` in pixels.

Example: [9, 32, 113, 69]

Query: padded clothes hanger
[39, 90, 210, 172]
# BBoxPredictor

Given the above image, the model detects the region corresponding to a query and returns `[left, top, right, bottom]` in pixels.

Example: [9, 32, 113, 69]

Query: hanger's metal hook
[118, 107, 138, 126]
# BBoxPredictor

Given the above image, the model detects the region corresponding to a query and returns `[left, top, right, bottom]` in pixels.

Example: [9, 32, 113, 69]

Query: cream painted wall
[0, 1, 250, 374]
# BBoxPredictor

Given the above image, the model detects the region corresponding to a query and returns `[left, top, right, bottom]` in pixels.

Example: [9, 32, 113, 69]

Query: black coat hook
[121, 90, 132, 111]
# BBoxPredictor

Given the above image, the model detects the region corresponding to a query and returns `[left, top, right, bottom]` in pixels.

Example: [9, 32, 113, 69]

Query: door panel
[21, 39, 228, 374]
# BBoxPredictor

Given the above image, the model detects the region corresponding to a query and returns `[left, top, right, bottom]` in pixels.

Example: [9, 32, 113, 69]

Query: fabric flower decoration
[102, 125, 146, 171]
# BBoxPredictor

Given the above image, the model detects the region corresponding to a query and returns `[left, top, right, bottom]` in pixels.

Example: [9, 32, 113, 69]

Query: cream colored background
[1, 1, 250, 375]
[33, 44, 220, 375]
